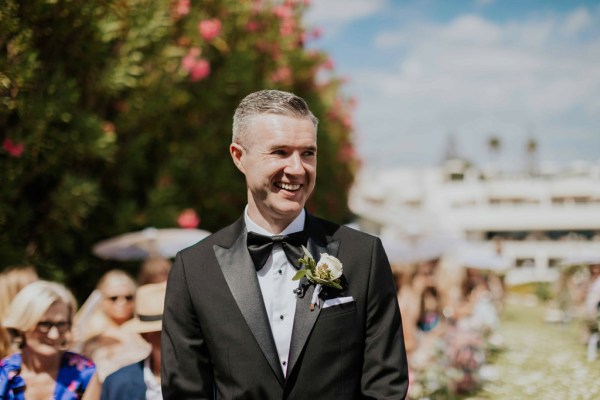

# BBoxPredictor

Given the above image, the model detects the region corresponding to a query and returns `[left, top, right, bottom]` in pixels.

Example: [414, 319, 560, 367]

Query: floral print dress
[0, 351, 96, 399]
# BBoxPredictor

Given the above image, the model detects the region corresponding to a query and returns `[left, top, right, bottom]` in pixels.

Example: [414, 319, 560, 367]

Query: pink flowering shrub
[1, 0, 357, 296]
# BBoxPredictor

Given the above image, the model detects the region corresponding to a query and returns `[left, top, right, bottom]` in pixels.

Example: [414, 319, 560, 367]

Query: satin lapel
[287, 218, 340, 377]
[213, 229, 285, 385]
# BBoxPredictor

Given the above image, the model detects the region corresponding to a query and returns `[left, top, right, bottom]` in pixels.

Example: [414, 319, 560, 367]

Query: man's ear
[230, 142, 246, 174]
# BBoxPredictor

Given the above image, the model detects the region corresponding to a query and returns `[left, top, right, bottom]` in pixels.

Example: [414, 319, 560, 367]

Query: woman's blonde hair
[0, 265, 39, 319]
[3, 280, 77, 333]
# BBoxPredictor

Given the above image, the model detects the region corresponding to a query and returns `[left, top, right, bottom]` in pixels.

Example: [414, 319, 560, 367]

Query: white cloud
[561, 7, 592, 35]
[305, 0, 386, 33]
[342, 7, 600, 168]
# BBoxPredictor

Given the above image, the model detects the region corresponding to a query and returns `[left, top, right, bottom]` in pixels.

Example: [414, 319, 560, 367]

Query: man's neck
[245, 206, 305, 235]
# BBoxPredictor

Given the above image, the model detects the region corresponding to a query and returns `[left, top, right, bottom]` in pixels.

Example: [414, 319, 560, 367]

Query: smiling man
[161, 90, 409, 399]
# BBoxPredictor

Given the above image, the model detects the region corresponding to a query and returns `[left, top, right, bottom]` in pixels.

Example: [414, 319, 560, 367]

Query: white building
[349, 160, 600, 284]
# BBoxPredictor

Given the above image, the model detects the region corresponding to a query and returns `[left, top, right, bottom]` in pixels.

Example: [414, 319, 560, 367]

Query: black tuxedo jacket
[161, 214, 408, 399]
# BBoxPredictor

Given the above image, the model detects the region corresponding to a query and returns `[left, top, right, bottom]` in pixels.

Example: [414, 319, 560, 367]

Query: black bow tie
[247, 231, 308, 271]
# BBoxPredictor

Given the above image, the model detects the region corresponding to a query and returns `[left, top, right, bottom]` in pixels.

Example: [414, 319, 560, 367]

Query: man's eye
[303, 151, 316, 157]
[272, 150, 287, 156]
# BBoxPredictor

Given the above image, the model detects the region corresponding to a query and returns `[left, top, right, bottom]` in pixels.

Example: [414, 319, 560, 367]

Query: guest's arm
[81, 372, 101, 400]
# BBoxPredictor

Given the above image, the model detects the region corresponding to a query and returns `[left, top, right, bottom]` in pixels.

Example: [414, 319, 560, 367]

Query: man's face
[231, 113, 317, 231]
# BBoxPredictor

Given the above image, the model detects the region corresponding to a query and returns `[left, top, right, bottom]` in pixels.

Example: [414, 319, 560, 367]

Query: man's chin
[272, 201, 305, 218]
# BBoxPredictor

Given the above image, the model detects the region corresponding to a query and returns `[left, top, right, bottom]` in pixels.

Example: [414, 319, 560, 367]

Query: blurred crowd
[393, 256, 506, 399]
[0, 257, 172, 399]
[3, 251, 599, 399]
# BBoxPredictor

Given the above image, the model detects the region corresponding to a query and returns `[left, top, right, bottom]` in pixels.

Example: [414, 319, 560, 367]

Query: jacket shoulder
[309, 215, 379, 243]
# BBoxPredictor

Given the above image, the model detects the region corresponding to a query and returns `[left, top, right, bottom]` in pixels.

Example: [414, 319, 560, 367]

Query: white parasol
[456, 246, 512, 272]
[92, 227, 211, 261]
[381, 233, 462, 265]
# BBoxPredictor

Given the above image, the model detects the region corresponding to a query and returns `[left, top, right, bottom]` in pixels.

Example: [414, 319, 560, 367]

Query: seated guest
[137, 257, 172, 286]
[76, 270, 150, 381]
[101, 282, 166, 400]
[0, 280, 101, 399]
[0, 266, 39, 359]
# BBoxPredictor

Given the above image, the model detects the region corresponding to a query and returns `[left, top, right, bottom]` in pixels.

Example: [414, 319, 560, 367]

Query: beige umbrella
[92, 227, 211, 261]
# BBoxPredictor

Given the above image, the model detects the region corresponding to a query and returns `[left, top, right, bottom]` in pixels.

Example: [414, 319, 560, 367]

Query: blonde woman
[0, 266, 38, 359]
[0, 280, 101, 399]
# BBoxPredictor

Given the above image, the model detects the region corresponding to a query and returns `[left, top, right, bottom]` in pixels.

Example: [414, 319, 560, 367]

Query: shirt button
[278, 269, 283, 275]
[282, 361, 287, 366]
[280, 315, 284, 320]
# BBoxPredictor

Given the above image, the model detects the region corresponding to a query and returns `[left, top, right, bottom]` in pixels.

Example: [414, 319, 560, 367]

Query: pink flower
[3, 138, 24, 157]
[280, 19, 296, 37]
[273, 5, 293, 19]
[321, 57, 335, 71]
[177, 208, 200, 229]
[309, 26, 323, 40]
[245, 20, 259, 32]
[270, 66, 292, 83]
[175, 0, 190, 17]
[182, 47, 201, 71]
[181, 48, 211, 81]
[338, 143, 356, 162]
[190, 59, 210, 81]
[198, 18, 221, 41]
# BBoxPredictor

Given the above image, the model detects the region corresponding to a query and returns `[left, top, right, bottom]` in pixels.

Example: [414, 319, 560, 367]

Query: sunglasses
[36, 321, 71, 334]
[106, 294, 134, 302]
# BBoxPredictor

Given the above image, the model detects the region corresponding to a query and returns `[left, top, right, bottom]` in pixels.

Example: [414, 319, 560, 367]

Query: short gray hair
[232, 89, 318, 146]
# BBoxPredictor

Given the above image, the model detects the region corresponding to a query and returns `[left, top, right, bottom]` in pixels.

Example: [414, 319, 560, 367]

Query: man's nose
[285, 152, 303, 174]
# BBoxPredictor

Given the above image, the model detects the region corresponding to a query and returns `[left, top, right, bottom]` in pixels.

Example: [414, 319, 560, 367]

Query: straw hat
[122, 282, 166, 334]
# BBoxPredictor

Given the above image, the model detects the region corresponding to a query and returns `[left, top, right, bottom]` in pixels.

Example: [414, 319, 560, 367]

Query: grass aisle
[470, 296, 600, 399]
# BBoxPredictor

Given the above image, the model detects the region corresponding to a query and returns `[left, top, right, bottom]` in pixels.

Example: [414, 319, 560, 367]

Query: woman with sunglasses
[75, 270, 150, 382]
[0, 280, 101, 399]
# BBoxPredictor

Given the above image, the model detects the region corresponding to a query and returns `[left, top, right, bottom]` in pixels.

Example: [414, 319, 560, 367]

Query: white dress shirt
[143, 357, 162, 400]
[244, 207, 305, 376]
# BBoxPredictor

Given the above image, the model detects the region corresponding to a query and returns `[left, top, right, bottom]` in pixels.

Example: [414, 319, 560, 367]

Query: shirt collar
[244, 206, 305, 236]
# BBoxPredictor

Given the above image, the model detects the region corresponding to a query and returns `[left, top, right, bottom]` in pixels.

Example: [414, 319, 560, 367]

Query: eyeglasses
[106, 295, 134, 302]
[36, 321, 71, 334]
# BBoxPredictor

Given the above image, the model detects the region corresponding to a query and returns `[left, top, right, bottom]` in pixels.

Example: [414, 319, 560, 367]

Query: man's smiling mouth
[275, 182, 301, 191]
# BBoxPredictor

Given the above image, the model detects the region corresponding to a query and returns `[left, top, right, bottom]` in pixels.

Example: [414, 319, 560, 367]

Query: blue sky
[306, 0, 600, 170]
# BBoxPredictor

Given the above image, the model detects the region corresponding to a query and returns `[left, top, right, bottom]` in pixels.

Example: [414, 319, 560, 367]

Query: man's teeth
[277, 182, 301, 191]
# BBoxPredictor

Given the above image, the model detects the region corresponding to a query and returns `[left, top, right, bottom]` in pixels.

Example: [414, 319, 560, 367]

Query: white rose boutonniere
[292, 246, 344, 311]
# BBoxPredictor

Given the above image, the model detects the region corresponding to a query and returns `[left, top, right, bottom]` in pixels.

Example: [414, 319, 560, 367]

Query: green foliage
[0, 0, 358, 300]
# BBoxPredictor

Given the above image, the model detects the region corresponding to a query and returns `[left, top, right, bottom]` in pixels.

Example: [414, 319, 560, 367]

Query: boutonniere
[292, 246, 343, 311]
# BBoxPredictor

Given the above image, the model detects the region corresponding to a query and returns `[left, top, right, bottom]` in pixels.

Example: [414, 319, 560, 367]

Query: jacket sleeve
[161, 252, 215, 399]
[361, 238, 409, 399]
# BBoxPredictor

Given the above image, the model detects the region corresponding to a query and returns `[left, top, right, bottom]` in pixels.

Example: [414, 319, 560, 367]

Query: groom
[161, 90, 409, 399]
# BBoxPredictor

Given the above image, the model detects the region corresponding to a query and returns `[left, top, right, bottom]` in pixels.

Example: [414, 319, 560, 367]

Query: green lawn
[467, 296, 600, 400]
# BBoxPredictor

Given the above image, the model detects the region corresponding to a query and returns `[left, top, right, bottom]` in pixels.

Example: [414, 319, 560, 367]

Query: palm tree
[526, 137, 538, 176]
[486, 135, 502, 175]
[488, 135, 501, 155]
